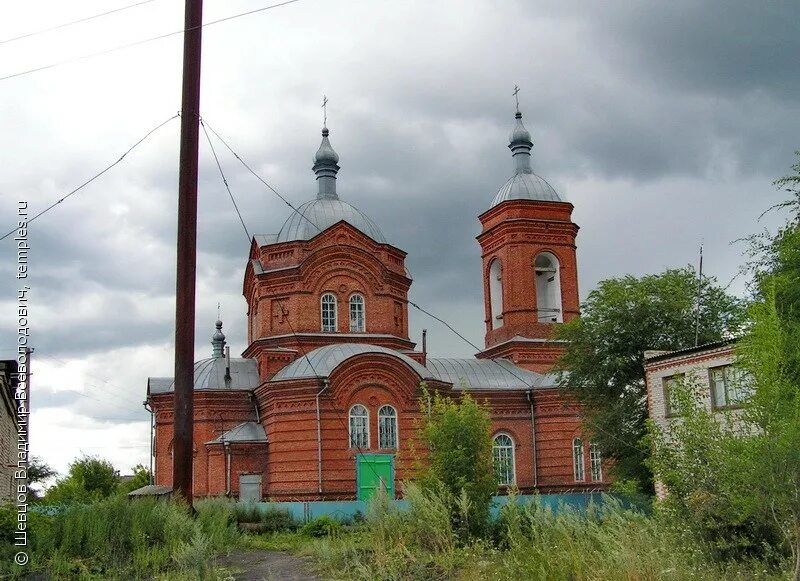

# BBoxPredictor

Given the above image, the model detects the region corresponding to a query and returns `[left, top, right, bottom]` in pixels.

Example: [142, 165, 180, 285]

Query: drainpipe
[143, 400, 154, 485]
[316, 379, 329, 496]
[527, 390, 538, 489]
[224, 440, 232, 496]
[224, 346, 232, 388]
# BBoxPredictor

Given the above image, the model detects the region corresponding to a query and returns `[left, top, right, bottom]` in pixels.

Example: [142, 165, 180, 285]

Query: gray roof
[207, 421, 267, 444]
[253, 234, 278, 246]
[425, 357, 557, 390]
[127, 484, 172, 497]
[272, 343, 434, 381]
[148, 357, 260, 394]
[491, 171, 562, 206]
[276, 198, 387, 244]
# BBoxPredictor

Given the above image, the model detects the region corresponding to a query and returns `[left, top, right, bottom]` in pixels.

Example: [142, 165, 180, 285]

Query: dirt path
[216, 550, 323, 581]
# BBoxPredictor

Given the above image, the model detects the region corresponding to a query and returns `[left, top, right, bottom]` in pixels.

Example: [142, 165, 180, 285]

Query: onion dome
[276, 125, 386, 243]
[490, 109, 561, 207]
[211, 320, 226, 358]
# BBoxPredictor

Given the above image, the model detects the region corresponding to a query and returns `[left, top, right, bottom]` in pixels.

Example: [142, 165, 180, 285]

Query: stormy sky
[0, 0, 797, 477]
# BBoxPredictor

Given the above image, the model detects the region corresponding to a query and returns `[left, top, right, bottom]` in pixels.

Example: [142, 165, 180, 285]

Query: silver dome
[276, 198, 387, 243]
[491, 171, 562, 206]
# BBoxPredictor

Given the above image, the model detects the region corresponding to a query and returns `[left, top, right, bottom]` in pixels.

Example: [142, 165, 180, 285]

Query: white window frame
[349, 293, 366, 333]
[573, 437, 585, 482]
[349, 404, 369, 449]
[589, 440, 602, 482]
[321, 293, 337, 332]
[378, 405, 398, 449]
[710, 365, 752, 409]
[492, 433, 516, 486]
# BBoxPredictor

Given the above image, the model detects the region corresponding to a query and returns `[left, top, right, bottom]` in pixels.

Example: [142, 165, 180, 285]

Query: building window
[489, 259, 503, 329]
[378, 405, 398, 449]
[710, 365, 753, 409]
[349, 404, 369, 449]
[321, 293, 337, 332]
[349, 294, 365, 333]
[663, 374, 685, 417]
[492, 433, 515, 486]
[573, 438, 585, 482]
[589, 440, 602, 482]
[534, 252, 563, 323]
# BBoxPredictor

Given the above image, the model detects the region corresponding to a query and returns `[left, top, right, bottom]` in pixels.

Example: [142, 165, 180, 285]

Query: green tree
[555, 267, 747, 491]
[27, 456, 56, 500]
[118, 464, 152, 495]
[417, 386, 496, 537]
[44, 455, 120, 504]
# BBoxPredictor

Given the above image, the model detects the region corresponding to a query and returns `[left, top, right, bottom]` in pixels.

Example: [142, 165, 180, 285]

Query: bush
[301, 515, 342, 538]
[260, 506, 297, 532]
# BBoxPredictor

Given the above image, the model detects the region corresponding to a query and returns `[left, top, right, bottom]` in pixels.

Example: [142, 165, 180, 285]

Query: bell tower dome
[476, 101, 580, 372]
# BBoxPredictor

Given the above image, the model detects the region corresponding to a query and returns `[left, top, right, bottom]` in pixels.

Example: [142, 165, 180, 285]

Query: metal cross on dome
[513, 85, 520, 112]
[322, 94, 328, 127]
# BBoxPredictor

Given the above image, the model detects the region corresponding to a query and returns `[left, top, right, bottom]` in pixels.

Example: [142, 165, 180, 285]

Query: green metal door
[356, 454, 395, 501]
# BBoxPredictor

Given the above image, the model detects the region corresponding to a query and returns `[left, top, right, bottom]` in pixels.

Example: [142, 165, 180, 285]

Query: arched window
[321, 293, 337, 332]
[535, 253, 562, 323]
[589, 440, 602, 482]
[349, 405, 369, 449]
[492, 433, 515, 486]
[573, 438, 585, 482]
[489, 259, 503, 329]
[378, 405, 398, 449]
[349, 294, 365, 333]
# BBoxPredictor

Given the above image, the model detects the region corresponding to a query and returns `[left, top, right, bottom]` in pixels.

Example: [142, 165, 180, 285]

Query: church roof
[489, 108, 563, 208]
[425, 357, 557, 390]
[271, 343, 433, 381]
[147, 357, 260, 394]
[276, 198, 386, 243]
[207, 421, 267, 444]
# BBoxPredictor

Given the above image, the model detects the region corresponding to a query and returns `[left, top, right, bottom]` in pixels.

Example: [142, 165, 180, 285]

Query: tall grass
[300, 485, 787, 581]
[7, 496, 240, 580]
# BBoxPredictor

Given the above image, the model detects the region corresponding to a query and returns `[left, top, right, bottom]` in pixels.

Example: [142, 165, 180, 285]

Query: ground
[217, 550, 321, 581]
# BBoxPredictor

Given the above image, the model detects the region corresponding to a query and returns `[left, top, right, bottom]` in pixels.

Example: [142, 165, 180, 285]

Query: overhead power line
[0, 113, 179, 242]
[0, 0, 302, 82]
[0, 0, 159, 45]
[199, 118, 251, 244]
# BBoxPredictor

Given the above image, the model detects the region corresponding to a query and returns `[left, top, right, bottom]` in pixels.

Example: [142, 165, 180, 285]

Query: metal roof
[271, 343, 433, 381]
[148, 357, 260, 394]
[491, 171, 561, 206]
[425, 357, 557, 390]
[643, 338, 737, 364]
[276, 198, 387, 244]
[207, 421, 267, 444]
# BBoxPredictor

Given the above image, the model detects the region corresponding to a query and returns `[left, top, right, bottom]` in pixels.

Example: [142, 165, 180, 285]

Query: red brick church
[146, 104, 607, 501]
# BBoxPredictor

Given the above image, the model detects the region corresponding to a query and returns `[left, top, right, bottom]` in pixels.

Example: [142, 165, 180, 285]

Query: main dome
[491, 171, 561, 207]
[276, 198, 386, 243]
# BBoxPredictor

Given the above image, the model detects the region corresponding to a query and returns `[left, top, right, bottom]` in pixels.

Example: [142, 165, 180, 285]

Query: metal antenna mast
[694, 241, 704, 347]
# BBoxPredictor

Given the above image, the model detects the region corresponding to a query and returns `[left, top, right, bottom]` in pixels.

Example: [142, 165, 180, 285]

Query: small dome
[314, 127, 339, 165]
[276, 198, 387, 243]
[491, 171, 561, 206]
[509, 112, 532, 146]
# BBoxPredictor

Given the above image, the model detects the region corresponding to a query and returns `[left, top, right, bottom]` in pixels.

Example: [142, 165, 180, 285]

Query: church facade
[146, 106, 607, 501]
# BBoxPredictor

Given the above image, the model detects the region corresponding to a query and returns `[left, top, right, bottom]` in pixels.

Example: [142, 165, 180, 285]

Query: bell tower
[476, 101, 580, 372]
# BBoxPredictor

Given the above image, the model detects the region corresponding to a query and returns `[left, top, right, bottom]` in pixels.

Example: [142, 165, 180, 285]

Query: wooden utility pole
[173, 0, 203, 504]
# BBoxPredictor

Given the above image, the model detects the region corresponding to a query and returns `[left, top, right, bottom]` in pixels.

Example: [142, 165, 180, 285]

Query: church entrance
[356, 454, 394, 501]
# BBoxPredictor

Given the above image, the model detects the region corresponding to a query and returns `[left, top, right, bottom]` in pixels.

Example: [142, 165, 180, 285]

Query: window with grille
[349, 294, 365, 333]
[321, 293, 337, 332]
[589, 440, 602, 482]
[349, 404, 369, 449]
[378, 405, 398, 449]
[493, 433, 515, 486]
[573, 438, 585, 482]
[710, 365, 753, 409]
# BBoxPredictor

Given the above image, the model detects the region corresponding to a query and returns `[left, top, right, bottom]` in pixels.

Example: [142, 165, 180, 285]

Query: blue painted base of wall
[246, 492, 610, 523]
